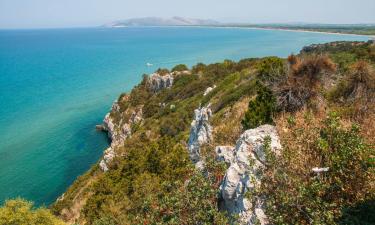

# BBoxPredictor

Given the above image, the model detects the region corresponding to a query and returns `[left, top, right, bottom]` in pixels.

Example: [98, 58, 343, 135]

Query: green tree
[242, 82, 276, 129]
[171, 64, 189, 72]
[0, 199, 65, 225]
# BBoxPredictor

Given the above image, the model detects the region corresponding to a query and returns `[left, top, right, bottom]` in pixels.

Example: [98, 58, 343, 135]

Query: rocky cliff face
[99, 99, 143, 171]
[218, 125, 282, 225]
[148, 72, 174, 93]
[187, 105, 213, 169]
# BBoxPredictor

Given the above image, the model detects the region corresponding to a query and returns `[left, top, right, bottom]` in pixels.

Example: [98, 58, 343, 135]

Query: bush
[171, 64, 189, 72]
[257, 56, 285, 81]
[0, 199, 65, 225]
[156, 68, 170, 75]
[242, 82, 276, 129]
[261, 112, 374, 224]
[276, 54, 336, 112]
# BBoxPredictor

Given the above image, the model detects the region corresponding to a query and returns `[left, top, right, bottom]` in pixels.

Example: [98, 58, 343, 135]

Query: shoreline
[108, 25, 375, 38]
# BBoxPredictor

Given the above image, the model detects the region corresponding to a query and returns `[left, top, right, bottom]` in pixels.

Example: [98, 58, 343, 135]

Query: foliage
[262, 112, 374, 224]
[0, 199, 65, 225]
[276, 54, 336, 112]
[156, 68, 170, 75]
[256, 56, 285, 81]
[242, 82, 276, 129]
[171, 64, 188, 72]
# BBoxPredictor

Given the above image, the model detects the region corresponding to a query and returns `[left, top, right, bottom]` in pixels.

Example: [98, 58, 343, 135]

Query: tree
[242, 82, 276, 129]
[0, 199, 65, 225]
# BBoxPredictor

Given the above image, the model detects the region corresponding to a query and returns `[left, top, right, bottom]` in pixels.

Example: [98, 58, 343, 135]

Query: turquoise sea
[0, 27, 369, 206]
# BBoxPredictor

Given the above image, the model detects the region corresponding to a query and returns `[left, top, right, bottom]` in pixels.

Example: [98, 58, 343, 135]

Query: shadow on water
[338, 199, 375, 225]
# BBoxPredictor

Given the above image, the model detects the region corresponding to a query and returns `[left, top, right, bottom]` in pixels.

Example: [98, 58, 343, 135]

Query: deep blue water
[0, 27, 369, 206]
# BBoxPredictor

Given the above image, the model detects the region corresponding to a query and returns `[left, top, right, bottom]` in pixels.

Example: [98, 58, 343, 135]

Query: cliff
[53, 42, 375, 225]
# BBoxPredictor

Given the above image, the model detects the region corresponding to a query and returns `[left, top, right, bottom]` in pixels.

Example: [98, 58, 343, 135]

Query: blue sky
[1, 0, 375, 29]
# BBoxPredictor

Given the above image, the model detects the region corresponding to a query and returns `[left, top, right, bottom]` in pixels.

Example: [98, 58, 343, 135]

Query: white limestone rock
[100, 103, 143, 171]
[220, 125, 282, 225]
[148, 72, 174, 92]
[215, 146, 235, 164]
[203, 85, 216, 96]
[188, 105, 213, 166]
[99, 147, 115, 172]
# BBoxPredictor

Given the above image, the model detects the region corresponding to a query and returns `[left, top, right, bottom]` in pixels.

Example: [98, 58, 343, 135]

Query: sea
[0, 26, 369, 206]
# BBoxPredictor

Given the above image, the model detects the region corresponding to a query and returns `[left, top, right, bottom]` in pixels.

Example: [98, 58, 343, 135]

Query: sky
[0, 0, 375, 29]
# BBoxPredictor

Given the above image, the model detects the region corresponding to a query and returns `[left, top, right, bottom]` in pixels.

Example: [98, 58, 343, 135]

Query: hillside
[46, 40, 375, 225]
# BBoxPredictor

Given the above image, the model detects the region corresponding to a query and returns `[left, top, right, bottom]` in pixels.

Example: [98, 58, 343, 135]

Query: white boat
[146, 63, 153, 67]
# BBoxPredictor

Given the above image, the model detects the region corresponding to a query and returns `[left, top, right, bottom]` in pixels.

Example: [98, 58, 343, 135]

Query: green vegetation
[242, 82, 276, 129]
[261, 112, 374, 224]
[0, 199, 65, 225]
[233, 24, 375, 36]
[256, 56, 285, 81]
[48, 41, 374, 225]
[171, 64, 189, 72]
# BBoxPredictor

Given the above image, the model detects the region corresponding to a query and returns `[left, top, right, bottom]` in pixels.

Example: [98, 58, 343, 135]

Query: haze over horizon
[0, 0, 375, 29]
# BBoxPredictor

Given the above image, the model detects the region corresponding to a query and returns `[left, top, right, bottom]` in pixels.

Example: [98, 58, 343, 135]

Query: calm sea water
[0, 27, 369, 206]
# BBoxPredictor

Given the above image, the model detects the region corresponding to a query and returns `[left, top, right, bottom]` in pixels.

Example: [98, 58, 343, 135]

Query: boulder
[220, 125, 282, 225]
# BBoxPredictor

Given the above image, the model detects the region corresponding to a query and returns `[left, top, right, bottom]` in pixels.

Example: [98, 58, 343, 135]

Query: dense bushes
[276, 54, 336, 112]
[262, 112, 374, 224]
[242, 82, 276, 129]
[256, 56, 285, 81]
[171, 64, 188, 72]
[0, 199, 65, 225]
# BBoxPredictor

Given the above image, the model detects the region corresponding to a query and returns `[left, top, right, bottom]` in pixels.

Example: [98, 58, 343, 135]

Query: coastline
[108, 24, 375, 39]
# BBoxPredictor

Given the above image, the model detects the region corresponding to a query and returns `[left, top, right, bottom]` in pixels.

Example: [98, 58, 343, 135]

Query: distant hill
[104, 16, 221, 27]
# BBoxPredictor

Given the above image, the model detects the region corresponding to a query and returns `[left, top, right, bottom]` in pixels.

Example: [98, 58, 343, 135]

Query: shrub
[276, 54, 336, 112]
[0, 199, 65, 225]
[156, 68, 170, 75]
[257, 56, 285, 81]
[242, 82, 276, 129]
[191, 63, 207, 74]
[171, 64, 189, 72]
[262, 112, 374, 224]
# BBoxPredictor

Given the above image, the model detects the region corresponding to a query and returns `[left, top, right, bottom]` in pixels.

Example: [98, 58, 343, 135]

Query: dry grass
[212, 97, 250, 146]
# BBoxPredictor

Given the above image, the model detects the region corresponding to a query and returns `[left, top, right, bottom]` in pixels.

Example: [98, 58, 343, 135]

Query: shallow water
[0, 27, 369, 205]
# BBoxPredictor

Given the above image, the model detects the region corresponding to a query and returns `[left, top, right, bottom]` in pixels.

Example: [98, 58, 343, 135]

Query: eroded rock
[203, 85, 216, 96]
[220, 125, 282, 225]
[148, 73, 174, 92]
[99, 147, 115, 172]
[215, 146, 234, 164]
[99, 101, 143, 171]
[187, 105, 213, 168]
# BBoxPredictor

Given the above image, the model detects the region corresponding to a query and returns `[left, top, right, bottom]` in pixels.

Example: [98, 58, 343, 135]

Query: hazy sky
[1, 0, 375, 29]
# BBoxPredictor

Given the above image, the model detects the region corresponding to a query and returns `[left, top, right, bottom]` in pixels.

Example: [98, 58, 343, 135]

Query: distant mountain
[105, 16, 221, 27]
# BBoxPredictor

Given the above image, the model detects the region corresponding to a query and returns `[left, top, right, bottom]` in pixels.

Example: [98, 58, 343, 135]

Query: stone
[187, 105, 213, 166]
[99, 147, 115, 172]
[215, 146, 235, 164]
[220, 125, 282, 225]
[203, 85, 216, 96]
[148, 72, 174, 92]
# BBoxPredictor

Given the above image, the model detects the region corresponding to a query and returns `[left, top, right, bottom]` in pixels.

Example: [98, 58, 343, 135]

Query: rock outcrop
[99, 147, 115, 172]
[219, 125, 282, 225]
[187, 104, 213, 169]
[215, 146, 235, 164]
[203, 85, 216, 96]
[99, 100, 143, 171]
[148, 72, 174, 92]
